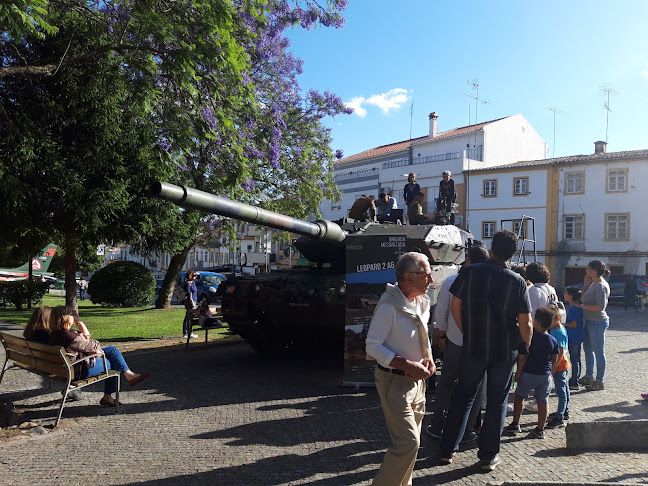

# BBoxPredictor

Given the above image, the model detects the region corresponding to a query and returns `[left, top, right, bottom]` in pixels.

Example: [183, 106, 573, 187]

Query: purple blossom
[335, 149, 344, 159]
[294, 147, 302, 158]
[157, 139, 172, 152]
[269, 140, 280, 168]
[241, 178, 256, 193]
[202, 107, 218, 130]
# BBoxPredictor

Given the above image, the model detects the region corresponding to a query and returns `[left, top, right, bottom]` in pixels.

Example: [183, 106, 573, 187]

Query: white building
[468, 142, 648, 287]
[322, 112, 548, 224]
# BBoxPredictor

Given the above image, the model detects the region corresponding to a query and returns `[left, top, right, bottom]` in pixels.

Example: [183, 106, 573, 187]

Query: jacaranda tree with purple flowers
[0, 0, 351, 310]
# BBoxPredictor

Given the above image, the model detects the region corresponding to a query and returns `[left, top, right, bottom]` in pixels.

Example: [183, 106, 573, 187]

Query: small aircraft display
[0, 244, 58, 282]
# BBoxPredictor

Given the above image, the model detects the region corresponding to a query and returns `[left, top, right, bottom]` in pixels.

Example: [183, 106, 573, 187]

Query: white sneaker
[190, 333, 198, 338]
[524, 400, 538, 412]
[182, 334, 189, 339]
[507, 404, 514, 414]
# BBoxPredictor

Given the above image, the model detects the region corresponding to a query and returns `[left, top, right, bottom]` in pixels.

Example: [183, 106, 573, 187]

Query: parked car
[173, 271, 227, 304]
[564, 274, 647, 305]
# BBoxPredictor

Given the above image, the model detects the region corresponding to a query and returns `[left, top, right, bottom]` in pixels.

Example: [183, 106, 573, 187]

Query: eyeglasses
[412, 271, 434, 280]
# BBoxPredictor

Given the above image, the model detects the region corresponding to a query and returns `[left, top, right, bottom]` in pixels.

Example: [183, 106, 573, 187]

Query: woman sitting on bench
[48, 306, 149, 407]
[23, 306, 52, 343]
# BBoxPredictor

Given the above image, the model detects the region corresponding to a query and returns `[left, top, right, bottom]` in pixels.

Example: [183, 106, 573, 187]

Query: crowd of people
[348, 171, 458, 225]
[23, 305, 149, 407]
[365, 229, 621, 483]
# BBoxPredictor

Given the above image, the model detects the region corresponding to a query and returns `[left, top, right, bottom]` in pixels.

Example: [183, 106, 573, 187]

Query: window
[513, 177, 529, 195]
[513, 220, 527, 238]
[565, 172, 584, 194]
[606, 213, 629, 240]
[483, 179, 497, 197]
[564, 215, 584, 240]
[482, 221, 495, 239]
[607, 169, 627, 192]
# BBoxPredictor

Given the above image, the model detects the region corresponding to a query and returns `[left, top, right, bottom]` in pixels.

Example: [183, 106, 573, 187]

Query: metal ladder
[499, 215, 537, 265]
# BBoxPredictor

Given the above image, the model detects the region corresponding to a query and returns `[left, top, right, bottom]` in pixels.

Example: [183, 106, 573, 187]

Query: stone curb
[565, 420, 648, 451]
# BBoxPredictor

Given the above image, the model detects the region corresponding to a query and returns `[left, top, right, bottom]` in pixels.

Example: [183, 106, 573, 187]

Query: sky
[287, 0, 648, 160]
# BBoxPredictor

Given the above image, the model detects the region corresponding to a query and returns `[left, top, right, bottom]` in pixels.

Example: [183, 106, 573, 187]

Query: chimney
[429, 112, 439, 137]
[594, 141, 607, 154]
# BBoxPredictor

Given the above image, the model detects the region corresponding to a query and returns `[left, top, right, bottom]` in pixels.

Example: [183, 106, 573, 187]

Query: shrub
[89, 261, 156, 307]
[0, 280, 48, 310]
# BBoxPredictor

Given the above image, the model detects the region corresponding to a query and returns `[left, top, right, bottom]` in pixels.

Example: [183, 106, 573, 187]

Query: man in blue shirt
[376, 192, 397, 222]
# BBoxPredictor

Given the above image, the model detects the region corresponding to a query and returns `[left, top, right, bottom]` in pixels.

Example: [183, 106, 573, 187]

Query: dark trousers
[440, 350, 516, 461]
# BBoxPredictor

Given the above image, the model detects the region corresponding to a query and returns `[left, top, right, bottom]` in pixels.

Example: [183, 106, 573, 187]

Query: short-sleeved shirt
[565, 305, 584, 344]
[550, 325, 568, 349]
[449, 259, 532, 362]
[523, 330, 558, 376]
[582, 280, 610, 321]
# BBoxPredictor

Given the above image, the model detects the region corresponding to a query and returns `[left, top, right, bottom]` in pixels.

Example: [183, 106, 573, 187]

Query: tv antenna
[545, 107, 565, 158]
[599, 83, 618, 143]
[409, 99, 414, 140]
[464, 79, 490, 124]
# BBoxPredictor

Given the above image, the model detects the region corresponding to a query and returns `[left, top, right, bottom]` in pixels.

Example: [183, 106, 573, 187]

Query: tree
[0, 0, 351, 310]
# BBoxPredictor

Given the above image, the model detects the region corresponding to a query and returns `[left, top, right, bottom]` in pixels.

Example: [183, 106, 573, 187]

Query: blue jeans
[83, 346, 129, 395]
[553, 370, 570, 419]
[79, 289, 87, 300]
[583, 318, 609, 382]
[439, 350, 516, 460]
[568, 342, 582, 387]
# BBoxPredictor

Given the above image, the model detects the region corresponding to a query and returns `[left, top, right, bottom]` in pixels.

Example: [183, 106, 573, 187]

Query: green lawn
[0, 295, 235, 342]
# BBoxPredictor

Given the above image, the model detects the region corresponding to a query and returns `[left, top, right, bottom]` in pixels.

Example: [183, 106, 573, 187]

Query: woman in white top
[526, 263, 558, 318]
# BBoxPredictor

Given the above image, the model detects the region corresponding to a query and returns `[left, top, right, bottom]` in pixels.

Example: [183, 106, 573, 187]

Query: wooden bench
[0, 331, 121, 427]
[185, 313, 226, 348]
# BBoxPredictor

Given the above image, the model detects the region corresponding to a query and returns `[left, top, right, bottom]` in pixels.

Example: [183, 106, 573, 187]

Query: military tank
[151, 182, 481, 367]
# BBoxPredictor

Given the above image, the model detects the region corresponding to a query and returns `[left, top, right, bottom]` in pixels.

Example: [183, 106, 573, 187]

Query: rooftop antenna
[463, 78, 490, 124]
[545, 107, 565, 158]
[599, 83, 618, 143]
[409, 99, 414, 139]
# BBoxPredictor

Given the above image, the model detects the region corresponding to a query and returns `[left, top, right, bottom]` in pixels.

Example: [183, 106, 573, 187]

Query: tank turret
[152, 181, 481, 384]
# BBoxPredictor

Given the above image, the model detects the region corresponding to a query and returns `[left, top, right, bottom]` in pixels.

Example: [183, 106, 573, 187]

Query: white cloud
[345, 96, 367, 117]
[345, 88, 410, 117]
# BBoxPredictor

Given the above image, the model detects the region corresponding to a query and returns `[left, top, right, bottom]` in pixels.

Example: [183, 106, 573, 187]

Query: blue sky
[287, 1, 648, 160]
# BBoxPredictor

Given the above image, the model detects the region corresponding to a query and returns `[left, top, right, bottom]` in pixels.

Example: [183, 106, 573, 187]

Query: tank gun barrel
[151, 181, 346, 244]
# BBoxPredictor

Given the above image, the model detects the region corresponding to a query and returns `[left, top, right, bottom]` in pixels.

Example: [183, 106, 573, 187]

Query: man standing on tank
[366, 252, 436, 486]
[403, 173, 420, 207]
[438, 230, 533, 472]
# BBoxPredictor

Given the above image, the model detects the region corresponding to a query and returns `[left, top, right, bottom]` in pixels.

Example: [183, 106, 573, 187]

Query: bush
[0, 280, 48, 310]
[89, 261, 156, 307]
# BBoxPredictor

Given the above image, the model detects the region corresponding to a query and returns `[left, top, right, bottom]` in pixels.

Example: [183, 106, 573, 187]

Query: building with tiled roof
[465, 141, 648, 287]
[323, 112, 548, 224]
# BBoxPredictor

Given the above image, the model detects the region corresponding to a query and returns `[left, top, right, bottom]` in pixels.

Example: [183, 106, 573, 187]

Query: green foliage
[0, 0, 58, 40]
[88, 261, 156, 307]
[0, 280, 48, 310]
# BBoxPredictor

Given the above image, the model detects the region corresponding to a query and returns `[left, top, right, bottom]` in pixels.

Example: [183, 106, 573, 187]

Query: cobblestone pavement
[1, 307, 647, 485]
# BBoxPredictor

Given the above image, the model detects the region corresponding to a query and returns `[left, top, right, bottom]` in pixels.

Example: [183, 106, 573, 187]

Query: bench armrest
[68, 353, 110, 373]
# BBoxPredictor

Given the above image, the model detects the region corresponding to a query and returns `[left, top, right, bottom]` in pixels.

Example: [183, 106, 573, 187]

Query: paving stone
[0, 307, 646, 485]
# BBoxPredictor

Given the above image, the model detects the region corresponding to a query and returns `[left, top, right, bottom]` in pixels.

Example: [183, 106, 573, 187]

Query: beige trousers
[373, 369, 426, 486]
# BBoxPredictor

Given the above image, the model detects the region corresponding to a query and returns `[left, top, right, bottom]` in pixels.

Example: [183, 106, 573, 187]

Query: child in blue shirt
[506, 306, 559, 439]
[564, 287, 584, 390]
[547, 308, 570, 428]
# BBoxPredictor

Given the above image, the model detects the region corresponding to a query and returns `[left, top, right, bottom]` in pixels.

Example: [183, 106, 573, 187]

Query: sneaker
[507, 403, 514, 414]
[550, 411, 569, 420]
[425, 425, 442, 439]
[586, 380, 604, 391]
[524, 400, 538, 412]
[569, 384, 580, 391]
[504, 423, 521, 435]
[480, 454, 501, 472]
[545, 417, 565, 429]
[530, 427, 545, 439]
[190, 333, 199, 338]
[580, 376, 594, 386]
[461, 431, 478, 443]
[182, 334, 189, 339]
[439, 452, 455, 465]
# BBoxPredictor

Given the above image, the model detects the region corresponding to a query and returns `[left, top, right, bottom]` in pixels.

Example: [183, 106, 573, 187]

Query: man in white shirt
[366, 252, 436, 486]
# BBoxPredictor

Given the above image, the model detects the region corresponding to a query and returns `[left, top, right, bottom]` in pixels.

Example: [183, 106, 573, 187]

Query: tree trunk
[154, 244, 193, 309]
[63, 237, 78, 310]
